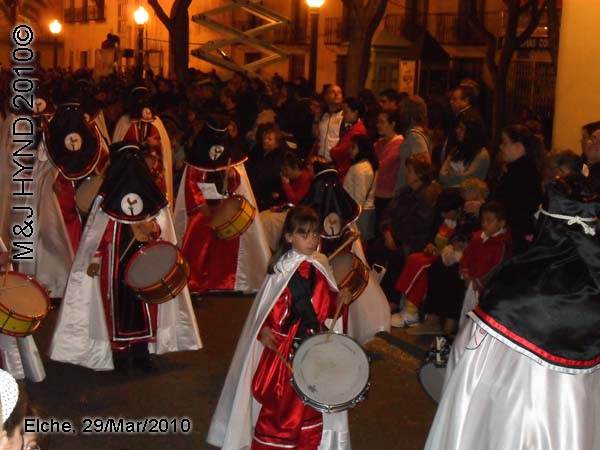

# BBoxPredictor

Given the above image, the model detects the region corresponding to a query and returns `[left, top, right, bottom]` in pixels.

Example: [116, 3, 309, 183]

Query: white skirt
[424, 319, 600, 450]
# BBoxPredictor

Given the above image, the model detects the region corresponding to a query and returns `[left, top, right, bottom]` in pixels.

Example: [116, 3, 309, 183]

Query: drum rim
[210, 195, 244, 227]
[123, 240, 181, 287]
[331, 253, 369, 300]
[211, 195, 256, 239]
[0, 271, 50, 320]
[291, 331, 370, 411]
[130, 257, 190, 303]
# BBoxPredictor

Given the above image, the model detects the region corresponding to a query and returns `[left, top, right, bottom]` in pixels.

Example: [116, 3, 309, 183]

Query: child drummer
[208, 205, 353, 450]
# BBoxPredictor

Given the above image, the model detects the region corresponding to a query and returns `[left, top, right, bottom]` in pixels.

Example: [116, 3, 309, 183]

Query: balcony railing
[324, 17, 347, 45]
[65, 5, 105, 23]
[273, 23, 308, 45]
[384, 12, 505, 45]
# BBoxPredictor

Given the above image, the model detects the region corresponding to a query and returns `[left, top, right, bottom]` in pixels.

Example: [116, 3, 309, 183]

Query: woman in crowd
[438, 111, 490, 187]
[488, 124, 543, 253]
[373, 110, 405, 227]
[372, 154, 441, 307]
[394, 95, 431, 191]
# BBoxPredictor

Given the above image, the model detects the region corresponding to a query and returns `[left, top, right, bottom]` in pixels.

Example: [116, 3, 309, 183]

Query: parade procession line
[24, 295, 435, 450]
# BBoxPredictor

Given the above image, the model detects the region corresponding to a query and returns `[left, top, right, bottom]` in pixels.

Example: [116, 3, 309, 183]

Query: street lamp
[306, 0, 324, 91]
[134, 6, 149, 79]
[49, 19, 62, 69]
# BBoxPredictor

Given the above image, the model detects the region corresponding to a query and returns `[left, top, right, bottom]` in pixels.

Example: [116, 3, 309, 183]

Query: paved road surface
[24, 295, 437, 450]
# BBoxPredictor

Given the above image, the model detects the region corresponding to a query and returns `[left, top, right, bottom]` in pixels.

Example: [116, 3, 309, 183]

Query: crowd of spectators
[1, 65, 598, 335]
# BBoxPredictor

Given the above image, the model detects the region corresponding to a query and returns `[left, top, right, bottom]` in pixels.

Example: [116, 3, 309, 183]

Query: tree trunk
[492, 70, 508, 146]
[547, 0, 560, 68]
[169, 10, 189, 81]
[343, 0, 387, 96]
[344, 29, 370, 96]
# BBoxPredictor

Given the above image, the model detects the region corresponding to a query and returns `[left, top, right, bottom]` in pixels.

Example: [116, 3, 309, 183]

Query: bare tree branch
[147, 0, 171, 27]
[465, 3, 498, 78]
[515, 0, 547, 47]
[365, 0, 387, 33]
[505, 1, 521, 41]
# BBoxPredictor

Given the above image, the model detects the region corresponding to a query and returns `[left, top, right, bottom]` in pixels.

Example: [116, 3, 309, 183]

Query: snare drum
[291, 332, 370, 413]
[210, 195, 256, 240]
[329, 252, 369, 301]
[0, 272, 49, 337]
[124, 241, 190, 304]
[75, 174, 104, 214]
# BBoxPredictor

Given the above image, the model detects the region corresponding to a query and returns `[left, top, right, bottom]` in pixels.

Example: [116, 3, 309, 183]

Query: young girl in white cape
[207, 205, 352, 450]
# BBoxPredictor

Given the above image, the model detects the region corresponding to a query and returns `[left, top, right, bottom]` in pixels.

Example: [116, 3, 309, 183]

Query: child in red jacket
[455, 200, 512, 329]
[460, 200, 512, 294]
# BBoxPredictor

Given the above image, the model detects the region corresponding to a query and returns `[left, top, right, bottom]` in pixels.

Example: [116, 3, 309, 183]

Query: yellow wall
[552, 0, 600, 152]
[0, 0, 63, 68]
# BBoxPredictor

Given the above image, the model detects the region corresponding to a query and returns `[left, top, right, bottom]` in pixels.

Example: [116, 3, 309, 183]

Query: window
[288, 54, 305, 80]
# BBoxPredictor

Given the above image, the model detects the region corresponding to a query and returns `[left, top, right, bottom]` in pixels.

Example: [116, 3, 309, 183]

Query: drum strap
[284, 264, 319, 339]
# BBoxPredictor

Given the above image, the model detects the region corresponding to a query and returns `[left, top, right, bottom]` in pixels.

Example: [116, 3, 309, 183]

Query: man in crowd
[316, 84, 344, 161]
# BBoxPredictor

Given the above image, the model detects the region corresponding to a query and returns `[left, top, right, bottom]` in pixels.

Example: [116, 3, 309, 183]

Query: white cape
[49, 197, 202, 371]
[113, 114, 174, 209]
[91, 109, 111, 146]
[424, 319, 600, 450]
[207, 250, 350, 450]
[347, 237, 392, 343]
[18, 143, 76, 297]
[173, 164, 271, 293]
[0, 238, 45, 382]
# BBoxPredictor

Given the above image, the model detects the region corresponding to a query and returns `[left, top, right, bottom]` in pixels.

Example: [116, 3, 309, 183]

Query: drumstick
[327, 299, 345, 342]
[326, 231, 361, 262]
[275, 349, 294, 374]
[2, 245, 12, 287]
[222, 157, 232, 201]
[119, 236, 137, 263]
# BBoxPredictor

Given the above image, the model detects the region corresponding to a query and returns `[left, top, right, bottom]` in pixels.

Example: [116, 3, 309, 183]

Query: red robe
[251, 261, 340, 450]
[96, 221, 161, 352]
[180, 166, 241, 293]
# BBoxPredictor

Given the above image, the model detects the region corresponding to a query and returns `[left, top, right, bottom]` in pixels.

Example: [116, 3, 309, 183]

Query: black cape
[472, 175, 600, 372]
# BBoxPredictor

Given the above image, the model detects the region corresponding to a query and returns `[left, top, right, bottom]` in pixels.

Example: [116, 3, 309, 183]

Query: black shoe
[133, 355, 159, 373]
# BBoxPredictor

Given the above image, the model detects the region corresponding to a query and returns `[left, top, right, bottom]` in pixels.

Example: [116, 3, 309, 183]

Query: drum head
[210, 195, 244, 227]
[0, 272, 49, 317]
[126, 242, 177, 288]
[76, 175, 104, 213]
[292, 333, 369, 411]
[330, 252, 355, 286]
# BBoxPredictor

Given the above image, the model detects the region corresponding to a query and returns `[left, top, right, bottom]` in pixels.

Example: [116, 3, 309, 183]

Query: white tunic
[424, 318, 600, 450]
